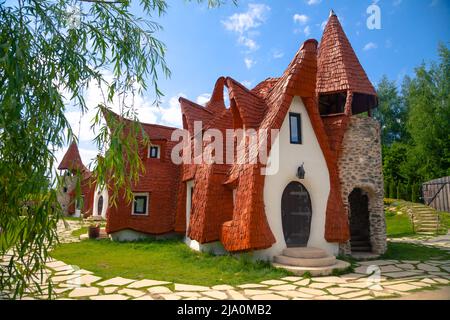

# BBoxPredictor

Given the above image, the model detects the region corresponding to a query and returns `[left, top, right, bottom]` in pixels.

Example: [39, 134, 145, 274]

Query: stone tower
[317, 11, 386, 256]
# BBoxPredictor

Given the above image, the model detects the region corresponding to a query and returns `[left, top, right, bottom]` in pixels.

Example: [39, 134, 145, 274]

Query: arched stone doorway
[281, 181, 312, 247]
[349, 188, 371, 252]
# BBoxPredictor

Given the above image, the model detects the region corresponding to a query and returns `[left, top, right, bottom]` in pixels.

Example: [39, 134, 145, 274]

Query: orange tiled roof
[317, 11, 376, 96]
[58, 141, 88, 172]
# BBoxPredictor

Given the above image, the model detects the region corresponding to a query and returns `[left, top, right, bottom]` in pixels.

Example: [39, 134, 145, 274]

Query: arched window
[97, 195, 103, 215]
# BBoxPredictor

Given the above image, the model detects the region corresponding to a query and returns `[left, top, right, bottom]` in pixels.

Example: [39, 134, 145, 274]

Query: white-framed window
[148, 145, 160, 159]
[132, 193, 149, 216]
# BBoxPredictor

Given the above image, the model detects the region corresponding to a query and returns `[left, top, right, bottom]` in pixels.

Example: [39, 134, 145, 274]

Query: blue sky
[54, 0, 450, 166]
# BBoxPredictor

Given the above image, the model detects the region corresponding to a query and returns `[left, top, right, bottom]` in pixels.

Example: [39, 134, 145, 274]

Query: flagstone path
[1, 222, 449, 300]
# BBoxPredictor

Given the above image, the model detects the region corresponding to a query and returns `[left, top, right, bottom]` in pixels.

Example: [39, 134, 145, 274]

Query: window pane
[290, 115, 299, 142]
[134, 196, 146, 214]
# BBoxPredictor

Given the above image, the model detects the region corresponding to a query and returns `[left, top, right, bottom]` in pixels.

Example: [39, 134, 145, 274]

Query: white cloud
[393, 0, 402, 6]
[272, 50, 284, 59]
[363, 42, 378, 51]
[196, 93, 211, 106]
[320, 20, 327, 30]
[222, 3, 270, 34]
[307, 0, 321, 5]
[159, 93, 185, 128]
[244, 58, 255, 69]
[222, 4, 270, 53]
[293, 14, 309, 25]
[303, 26, 311, 37]
[238, 35, 259, 51]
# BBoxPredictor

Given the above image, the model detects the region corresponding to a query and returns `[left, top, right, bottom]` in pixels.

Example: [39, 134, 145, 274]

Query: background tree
[0, 0, 232, 298]
[376, 43, 450, 201]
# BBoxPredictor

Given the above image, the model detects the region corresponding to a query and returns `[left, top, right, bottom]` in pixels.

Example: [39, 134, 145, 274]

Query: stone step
[416, 227, 438, 231]
[350, 240, 371, 246]
[416, 222, 439, 226]
[274, 255, 336, 267]
[351, 246, 372, 252]
[416, 231, 436, 235]
[282, 247, 327, 259]
[273, 259, 351, 277]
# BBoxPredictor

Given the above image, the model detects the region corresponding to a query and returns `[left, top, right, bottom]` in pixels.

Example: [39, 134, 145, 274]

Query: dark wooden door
[281, 182, 312, 247]
[349, 188, 371, 252]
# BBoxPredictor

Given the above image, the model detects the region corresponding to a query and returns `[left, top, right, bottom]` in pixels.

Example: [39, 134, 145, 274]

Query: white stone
[237, 283, 267, 289]
[243, 289, 273, 296]
[51, 274, 81, 283]
[118, 288, 146, 298]
[68, 287, 99, 298]
[327, 287, 359, 295]
[380, 265, 403, 273]
[134, 295, 154, 300]
[174, 284, 210, 291]
[127, 279, 171, 288]
[310, 276, 347, 284]
[309, 282, 335, 289]
[277, 291, 313, 299]
[250, 294, 287, 300]
[104, 287, 118, 294]
[97, 277, 136, 287]
[67, 274, 101, 285]
[161, 294, 182, 300]
[148, 286, 172, 294]
[293, 279, 310, 286]
[339, 290, 371, 299]
[297, 287, 326, 296]
[46, 261, 67, 269]
[260, 280, 287, 285]
[417, 263, 440, 272]
[396, 263, 415, 270]
[90, 294, 129, 300]
[281, 276, 303, 282]
[212, 285, 235, 291]
[270, 284, 297, 291]
[202, 290, 228, 299]
[384, 283, 420, 292]
[227, 290, 248, 300]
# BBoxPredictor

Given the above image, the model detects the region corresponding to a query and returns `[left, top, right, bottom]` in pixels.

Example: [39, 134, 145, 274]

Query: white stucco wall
[254, 96, 339, 260]
[93, 185, 108, 219]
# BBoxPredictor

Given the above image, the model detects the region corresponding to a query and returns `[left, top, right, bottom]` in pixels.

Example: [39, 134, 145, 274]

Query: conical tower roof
[317, 11, 376, 96]
[58, 141, 87, 172]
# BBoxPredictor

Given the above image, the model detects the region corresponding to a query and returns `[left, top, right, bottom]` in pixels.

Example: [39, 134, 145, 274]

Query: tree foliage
[0, 0, 230, 298]
[377, 43, 450, 201]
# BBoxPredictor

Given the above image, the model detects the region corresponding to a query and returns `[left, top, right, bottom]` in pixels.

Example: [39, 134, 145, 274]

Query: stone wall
[56, 174, 77, 216]
[337, 116, 387, 255]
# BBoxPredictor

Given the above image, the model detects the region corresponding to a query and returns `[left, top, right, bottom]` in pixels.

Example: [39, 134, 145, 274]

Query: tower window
[289, 113, 302, 144]
[319, 92, 347, 115]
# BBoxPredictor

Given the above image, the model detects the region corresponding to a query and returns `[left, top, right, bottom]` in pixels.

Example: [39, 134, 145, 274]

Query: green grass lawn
[71, 226, 88, 238]
[381, 242, 450, 261]
[438, 211, 450, 235]
[385, 211, 415, 238]
[50, 239, 292, 286]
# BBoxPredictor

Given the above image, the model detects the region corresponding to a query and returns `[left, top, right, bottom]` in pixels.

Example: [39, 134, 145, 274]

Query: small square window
[132, 194, 149, 215]
[149, 146, 160, 159]
[289, 113, 302, 144]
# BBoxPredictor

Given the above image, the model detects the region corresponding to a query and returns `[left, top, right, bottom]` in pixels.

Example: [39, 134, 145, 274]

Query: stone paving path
[389, 232, 450, 252]
[1, 222, 449, 300]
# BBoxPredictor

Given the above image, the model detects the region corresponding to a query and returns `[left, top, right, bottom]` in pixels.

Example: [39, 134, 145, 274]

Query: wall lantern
[297, 163, 305, 180]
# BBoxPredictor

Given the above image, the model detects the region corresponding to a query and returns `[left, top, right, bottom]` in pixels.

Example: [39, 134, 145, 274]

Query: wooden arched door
[281, 182, 312, 247]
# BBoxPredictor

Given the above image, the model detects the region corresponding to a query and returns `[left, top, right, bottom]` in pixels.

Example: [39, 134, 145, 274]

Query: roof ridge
[179, 97, 214, 115]
[225, 77, 265, 101]
[101, 106, 178, 130]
